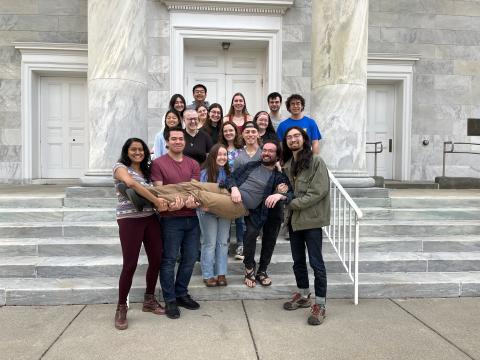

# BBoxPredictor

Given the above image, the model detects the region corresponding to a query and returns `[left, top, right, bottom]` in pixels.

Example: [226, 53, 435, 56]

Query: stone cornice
[368, 53, 420, 65]
[13, 42, 87, 55]
[163, 0, 294, 15]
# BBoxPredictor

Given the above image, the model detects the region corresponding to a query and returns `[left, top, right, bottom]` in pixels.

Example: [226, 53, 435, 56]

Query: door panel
[367, 84, 395, 179]
[40, 77, 87, 178]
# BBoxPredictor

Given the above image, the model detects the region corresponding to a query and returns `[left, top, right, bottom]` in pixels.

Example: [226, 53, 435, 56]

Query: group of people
[112, 85, 330, 330]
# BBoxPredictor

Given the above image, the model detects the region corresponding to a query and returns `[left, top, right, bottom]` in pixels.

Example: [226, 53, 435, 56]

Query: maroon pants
[117, 215, 163, 304]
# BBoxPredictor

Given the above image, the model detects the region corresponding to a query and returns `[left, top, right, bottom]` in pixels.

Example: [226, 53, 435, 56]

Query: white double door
[184, 47, 265, 115]
[40, 77, 88, 178]
[366, 84, 396, 179]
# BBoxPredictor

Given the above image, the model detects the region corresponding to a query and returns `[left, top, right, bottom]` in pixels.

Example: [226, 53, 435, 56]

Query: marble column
[311, 0, 374, 187]
[82, 0, 148, 185]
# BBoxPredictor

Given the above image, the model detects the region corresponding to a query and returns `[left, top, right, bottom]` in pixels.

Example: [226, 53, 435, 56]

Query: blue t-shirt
[276, 116, 322, 143]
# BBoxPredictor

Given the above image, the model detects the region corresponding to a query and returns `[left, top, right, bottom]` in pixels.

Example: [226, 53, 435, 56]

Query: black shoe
[125, 188, 149, 211]
[176, 294, 200, 310]
[165, 301, 180, 319]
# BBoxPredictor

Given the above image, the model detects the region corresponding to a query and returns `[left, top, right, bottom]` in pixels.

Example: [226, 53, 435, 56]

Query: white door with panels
[366, 84, 395, 179]
[40, 77, 88, 178]
[185, 46, 265, 114]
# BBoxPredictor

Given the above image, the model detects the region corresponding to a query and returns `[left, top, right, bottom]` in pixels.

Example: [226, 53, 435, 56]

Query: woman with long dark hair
[153, 109, 181, 159]
[113, 138, 169, 330]
[197, 143, 232, 287]
[203, 103, 223, 144]
[223, 92, 252, 133]
[253, 110, 279, 143]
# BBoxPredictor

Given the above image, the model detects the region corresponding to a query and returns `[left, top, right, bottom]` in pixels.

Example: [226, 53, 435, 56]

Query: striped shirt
[113, 163, 155, 220]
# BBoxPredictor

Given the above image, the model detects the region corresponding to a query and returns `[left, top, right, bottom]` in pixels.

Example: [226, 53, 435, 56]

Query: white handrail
[324, 169, 363, 305]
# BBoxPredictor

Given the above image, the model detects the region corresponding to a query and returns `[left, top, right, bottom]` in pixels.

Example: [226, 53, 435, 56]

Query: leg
[117, 217, 145, 305]
[243, 215, 261, 287]
[289, 225, 310, 291]
[159, 217, 183, 303]
[142, 215, 163, 295]
[197, 210, 217, 281]
[304, 228, 327, 303]
[257, 204, 283, 278]
[174, 216, 201, 298]
[214, 216, 231, 277]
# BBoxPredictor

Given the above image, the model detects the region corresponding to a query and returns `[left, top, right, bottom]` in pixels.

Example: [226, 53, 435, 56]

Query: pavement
[1, 298, 479, 360]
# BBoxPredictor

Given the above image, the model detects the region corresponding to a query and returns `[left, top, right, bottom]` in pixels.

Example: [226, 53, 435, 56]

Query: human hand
[265, 193, 285, 208]
[153, 197, 168, 212]
[231, 187, 242, 203]
[168, 196, 184, 211]
[185, 195, 200, 209]
[276, 183, 288, 194]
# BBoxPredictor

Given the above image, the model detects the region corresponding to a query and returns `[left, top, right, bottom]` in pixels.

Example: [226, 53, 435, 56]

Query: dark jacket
[227, 160, 294, 229]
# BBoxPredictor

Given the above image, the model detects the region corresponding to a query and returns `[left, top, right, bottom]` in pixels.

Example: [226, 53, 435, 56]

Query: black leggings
[117, 215, 163, 304]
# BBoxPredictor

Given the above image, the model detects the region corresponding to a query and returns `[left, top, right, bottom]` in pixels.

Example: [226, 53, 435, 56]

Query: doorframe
[14, 42, 88, 182]
[367, 53, 419, 181]
[169, 12, 282, 98]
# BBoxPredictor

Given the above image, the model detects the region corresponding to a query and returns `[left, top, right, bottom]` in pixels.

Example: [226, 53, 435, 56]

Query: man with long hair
[281, 126, 330, 326]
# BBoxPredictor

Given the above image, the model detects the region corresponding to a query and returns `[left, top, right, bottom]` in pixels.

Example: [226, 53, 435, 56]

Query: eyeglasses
[187, 118, 198, 122]
[286, 133, 302, 140]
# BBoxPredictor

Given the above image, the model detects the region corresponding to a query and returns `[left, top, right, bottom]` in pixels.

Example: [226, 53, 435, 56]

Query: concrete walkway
[1, 298, 479, 360]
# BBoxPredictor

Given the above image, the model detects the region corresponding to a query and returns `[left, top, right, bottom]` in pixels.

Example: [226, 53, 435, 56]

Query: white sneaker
[234, 245, 244, 260]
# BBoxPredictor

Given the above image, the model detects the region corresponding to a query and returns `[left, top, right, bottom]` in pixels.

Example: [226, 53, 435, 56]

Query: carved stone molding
[163, 0, 293, 15]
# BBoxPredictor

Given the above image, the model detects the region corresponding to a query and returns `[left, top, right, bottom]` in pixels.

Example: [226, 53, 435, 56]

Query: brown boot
[115, 304, 128, 330]
[142, 293, 166, 315]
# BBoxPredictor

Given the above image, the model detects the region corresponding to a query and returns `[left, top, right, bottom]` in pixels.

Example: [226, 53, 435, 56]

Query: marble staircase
[0, 187, 479, 305]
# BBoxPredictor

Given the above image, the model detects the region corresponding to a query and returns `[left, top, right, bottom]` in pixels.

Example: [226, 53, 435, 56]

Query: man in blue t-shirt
[276, 94, 322, 154]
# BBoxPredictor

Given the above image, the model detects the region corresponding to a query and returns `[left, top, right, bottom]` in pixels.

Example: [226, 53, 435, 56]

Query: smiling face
[209, 107, 222, 123]
[261, 142, 278, 166]
[165, 112, 180, 128]
[216, 147, 228, 167]
[285, 128, 304, 151]
[268, 96, 281, 113]
[173, 97, 185, 113]
[242, 127, 259, 146]
[222, 124, 236, 143]
[185, 111, 199, 131]
[256, 113, 269, 130]
[167, 130, 185, 154]
[288, 99, 303, 117]
[193, 86, 206, 102]
[127, 141, 145, 164]
[232, 95, 245, 112]
[197, 106, 208, 123]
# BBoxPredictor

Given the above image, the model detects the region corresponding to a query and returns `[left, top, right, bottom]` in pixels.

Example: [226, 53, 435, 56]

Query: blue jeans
[197, 210, 230, 278]
[159, 216, 200, 302]
[288, 226, 327, 299]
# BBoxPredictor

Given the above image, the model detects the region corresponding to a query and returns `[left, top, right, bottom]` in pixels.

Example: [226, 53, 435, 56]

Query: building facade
[0, 0, 479, 183]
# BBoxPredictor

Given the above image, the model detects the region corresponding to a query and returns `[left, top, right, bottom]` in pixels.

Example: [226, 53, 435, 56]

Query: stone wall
[146, 0, 169, 146]
[369, 0, 480, 180]
[282, 0, 312, 115]
[0, 0, 87, 182]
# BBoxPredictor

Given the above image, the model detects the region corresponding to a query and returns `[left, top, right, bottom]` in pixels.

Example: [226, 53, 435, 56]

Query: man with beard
[228, 139, 294, 288]
[281, 126, 330, 326]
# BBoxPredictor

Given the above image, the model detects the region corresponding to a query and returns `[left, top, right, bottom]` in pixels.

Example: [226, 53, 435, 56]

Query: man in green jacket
[281, 126, 330, 325]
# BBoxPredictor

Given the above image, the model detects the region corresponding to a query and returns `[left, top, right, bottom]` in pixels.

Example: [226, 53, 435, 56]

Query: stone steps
[1, 235, 480, 258]
[2, 251, 480, 279]
[2, 271, 479, 306]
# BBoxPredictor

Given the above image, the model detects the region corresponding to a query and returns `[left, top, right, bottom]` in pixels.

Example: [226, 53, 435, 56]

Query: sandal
[255, 271, 272, 287]
[244, 267, 256, 288]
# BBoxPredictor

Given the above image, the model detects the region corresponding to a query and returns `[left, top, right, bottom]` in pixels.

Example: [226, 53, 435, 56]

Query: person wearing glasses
[276, 94, 322, 154]
[182, 109, 213, 165]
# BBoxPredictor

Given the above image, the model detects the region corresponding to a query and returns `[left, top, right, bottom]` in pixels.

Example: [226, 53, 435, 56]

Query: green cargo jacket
[283, 155, 330, 232]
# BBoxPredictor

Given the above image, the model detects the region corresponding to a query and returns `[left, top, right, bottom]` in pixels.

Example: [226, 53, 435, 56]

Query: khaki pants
[147, 180, 248, 220]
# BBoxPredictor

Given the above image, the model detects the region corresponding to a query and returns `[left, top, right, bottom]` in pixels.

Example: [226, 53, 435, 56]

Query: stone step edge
[2, 272, 479, 305]
[3, 251, 480, 266]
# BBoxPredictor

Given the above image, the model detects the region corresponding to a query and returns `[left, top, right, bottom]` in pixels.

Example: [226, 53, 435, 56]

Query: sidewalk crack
[39, 304, 87, 359]
[242, 300, 260, 360]
[390, 299, 476, 360]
